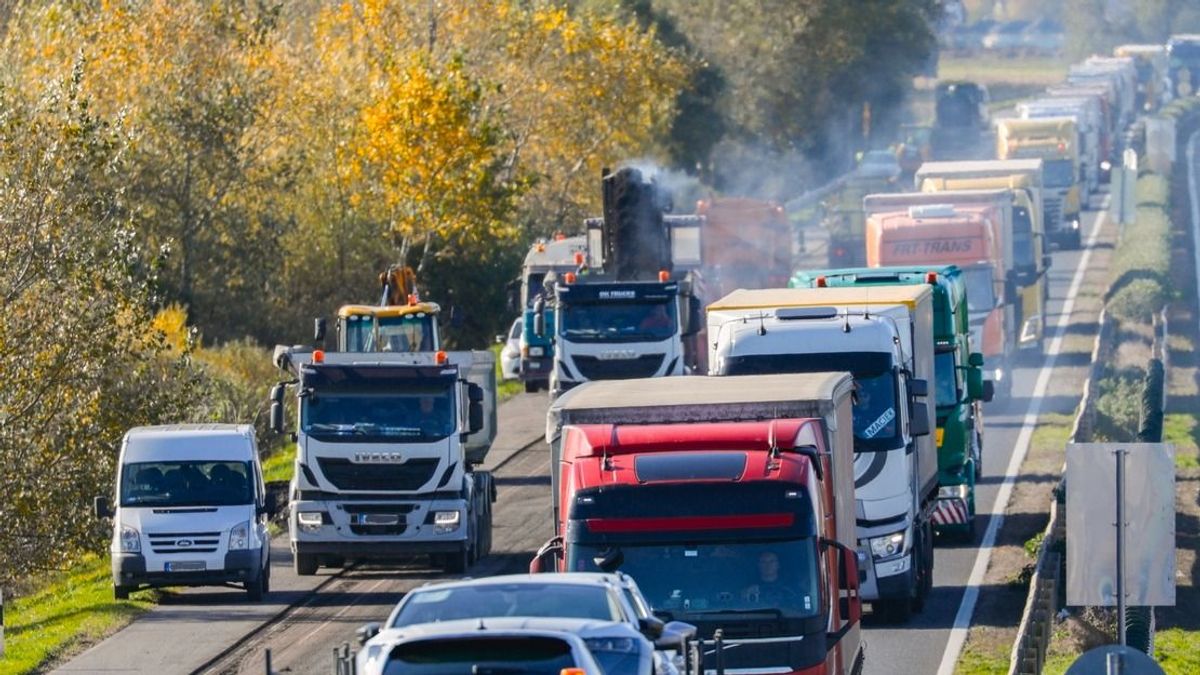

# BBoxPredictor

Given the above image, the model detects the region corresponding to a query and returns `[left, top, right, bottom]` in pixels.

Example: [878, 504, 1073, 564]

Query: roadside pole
[1115, 448, 1127, 647]
[1, 587, 5, 657]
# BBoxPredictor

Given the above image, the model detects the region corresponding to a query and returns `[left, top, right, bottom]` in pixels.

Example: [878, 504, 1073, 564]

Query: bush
[1106, 174, 1171, 324]
[1095, 369, 1145, 441]
[1108, 278, 1168, 324]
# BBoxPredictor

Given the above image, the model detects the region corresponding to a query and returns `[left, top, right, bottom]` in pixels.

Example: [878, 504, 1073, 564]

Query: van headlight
[119, 525, 141, 553]
[869, 531, 906, 560]
[229, 521, 250, 550]
[433, 511, 461, 534]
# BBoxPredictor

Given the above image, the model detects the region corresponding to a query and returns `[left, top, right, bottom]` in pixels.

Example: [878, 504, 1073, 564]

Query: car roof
[121, 424, 256, 464]
[411, 573, 626, 593]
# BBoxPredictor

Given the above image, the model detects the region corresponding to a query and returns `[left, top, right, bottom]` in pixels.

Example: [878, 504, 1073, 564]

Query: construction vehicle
[532, 373, 865, 674]
[991, 121, 1084, 250]
[1018, 97, 1101, 195]
[337, 265, 440, 352]
[515, 235, 589, 392]
[863, 200, 1016, 398]
[822, 172, 901, 267]
[1168, 35, 1200, 99]
[1113, 44, 1171, 111]
[695, 197, 792, 299]
[873, 188, 1049, 354]
[930, 81, 991, 160]
[791, 266, 993, 539]
[534, 168, 704, 397]
[268, 342, 498, 575]
[707, 287, 937, 623]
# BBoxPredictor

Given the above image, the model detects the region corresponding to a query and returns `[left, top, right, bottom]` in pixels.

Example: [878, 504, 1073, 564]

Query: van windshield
[121, 460, 254, 507]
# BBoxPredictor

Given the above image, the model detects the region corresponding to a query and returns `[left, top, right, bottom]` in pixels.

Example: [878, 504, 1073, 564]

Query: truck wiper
[686, 607, 785, 619]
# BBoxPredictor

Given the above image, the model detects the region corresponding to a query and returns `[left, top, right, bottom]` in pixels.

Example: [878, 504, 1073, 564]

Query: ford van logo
[175, 539, 193, 548]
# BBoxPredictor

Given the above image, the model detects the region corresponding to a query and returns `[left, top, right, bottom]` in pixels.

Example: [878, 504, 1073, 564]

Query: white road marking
[936, 198, 1109, 675]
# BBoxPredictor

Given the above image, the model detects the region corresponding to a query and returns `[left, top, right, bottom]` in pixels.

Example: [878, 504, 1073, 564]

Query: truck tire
[294, 552, 319, 576]
[524, 380, 539, 394]
[114, 585, 132, 600]
[442, 546, 470, 574]
[874, 597, 912, 623]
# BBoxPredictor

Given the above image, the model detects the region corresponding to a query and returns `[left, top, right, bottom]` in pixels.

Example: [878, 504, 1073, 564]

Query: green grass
[490, 343, 523, 402]
[1, 555, 156, 674]
[1156, 628, 1200, 673]
[955, 644, 1010, 674]
[261, 443, 295, 484]
[1163, 413, 1200, 469]
[938, 55, 1069, 86]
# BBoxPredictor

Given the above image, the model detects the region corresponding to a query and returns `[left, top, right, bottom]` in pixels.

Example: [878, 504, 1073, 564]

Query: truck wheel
[524, 381, 539, 394]
[114, 585, 131, 600]
[294, 552, 319, 576]
[874, 598, 911, 623]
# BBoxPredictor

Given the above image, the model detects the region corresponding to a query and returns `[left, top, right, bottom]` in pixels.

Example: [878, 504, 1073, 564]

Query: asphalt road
[859, 195, 1113, 675]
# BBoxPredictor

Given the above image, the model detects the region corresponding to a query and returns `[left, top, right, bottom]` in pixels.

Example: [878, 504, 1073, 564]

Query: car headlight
[433, 510, 461, 534]
[119, 525, 141, 553]
[869, 531, 906, 560]
[584, 637, 640, 654]
[528, 346, 545, 357]
[229, 520, 250, 550]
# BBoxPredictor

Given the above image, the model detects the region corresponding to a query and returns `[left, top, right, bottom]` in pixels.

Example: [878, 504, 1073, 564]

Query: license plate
[165, 561, 205, 572]
[352, 513, 402, 526]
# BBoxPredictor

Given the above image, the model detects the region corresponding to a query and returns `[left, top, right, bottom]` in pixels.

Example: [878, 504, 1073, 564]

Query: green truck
[791, 265, 992, 539]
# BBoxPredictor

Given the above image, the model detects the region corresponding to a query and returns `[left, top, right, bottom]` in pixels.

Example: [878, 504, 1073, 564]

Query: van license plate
[165, 561, 205, 572]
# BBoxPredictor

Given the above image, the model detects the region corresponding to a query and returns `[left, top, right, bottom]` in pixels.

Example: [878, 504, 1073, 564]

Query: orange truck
[695, 197, 792, 299]
[864, 202, 1016, 398]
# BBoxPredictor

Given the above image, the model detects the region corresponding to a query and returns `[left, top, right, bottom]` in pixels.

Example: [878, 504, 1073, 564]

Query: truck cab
[996, 117, 1083, 249]
[516, 234, 588, 392]
[706, 287, 936, 623]
[270, 347, 497, 575]
[1018, 98, 1102, 195]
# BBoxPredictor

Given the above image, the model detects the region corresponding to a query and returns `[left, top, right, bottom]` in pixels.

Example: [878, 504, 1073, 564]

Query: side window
[622, 587, 651, 619]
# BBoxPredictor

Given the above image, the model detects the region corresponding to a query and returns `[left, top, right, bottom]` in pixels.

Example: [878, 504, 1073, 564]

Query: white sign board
[1066, 443, 1175, 607]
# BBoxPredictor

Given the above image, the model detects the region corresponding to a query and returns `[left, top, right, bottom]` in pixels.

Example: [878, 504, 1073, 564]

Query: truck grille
[148, 531, 222, 554]
[316, 457, 440, 491]
[572, 354, 665, 380]
[1043, 196, 1063, 232]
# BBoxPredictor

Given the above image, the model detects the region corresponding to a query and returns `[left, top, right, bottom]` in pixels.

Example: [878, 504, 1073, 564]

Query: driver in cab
[742, 551, 795, 605]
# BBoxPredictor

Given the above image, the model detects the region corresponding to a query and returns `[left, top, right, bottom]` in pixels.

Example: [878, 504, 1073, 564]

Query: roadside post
[1, 587, 5, 657]
[1066, 443, 1175, 648]
[1110, 149, 1139, 229]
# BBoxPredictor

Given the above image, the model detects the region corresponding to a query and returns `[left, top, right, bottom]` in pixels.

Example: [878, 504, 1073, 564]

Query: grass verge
[491, 342, 523, 402]
[1, 555, 158, 675]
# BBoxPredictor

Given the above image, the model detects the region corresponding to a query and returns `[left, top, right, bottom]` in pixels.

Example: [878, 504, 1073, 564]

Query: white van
[94, 424, 273, 600]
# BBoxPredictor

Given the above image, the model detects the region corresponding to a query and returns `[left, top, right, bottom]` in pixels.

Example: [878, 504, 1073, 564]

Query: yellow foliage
[151, 304, 191, 353]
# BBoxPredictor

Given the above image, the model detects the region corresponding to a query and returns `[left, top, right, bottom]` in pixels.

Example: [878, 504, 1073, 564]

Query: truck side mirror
[683, 295, 703, 337]
[270, 384, 285, 404]
[533, 297, 546, 338]
[270, 402, 284, 435]
[94, 496, 113, 519]
[909, 401, 931, 437]
[967, 367, 985, 401]
[313, 318, 326, 345]
[982, 380, 996, 403]
[968, 352, 984, 367]
[530, 537, 563, 574]
[909, 378, 928, 398]
[468, 383, 485, 434]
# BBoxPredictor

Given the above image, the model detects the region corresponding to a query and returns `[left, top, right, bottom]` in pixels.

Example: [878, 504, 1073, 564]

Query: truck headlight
[584, 637, 640, 654]
[119, 525, 141, 553]
[528, 346, 545, 357]
[229, 520, 250, 551]
[869, 531, 906, 560]
[297, 511, 325, 532]
[434, 510, 461, 534]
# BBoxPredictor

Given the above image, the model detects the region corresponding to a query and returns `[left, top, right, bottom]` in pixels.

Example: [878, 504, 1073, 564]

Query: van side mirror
[909, 401, 931, 437]
[356, 622, 381, 646]
[270, 402, 284, 435]
[94, 496, 113, 519]
[982, 380, 996, 403]
[313, 318, 326, 345]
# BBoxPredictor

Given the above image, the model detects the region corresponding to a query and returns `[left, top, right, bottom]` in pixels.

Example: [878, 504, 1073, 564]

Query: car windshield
[1043, 159, 1076, 188]
[391, 583, 623, 626]
[509, 318, 522, 341]
[568, 540, 820, 620]
[383, 636, 577, 675]
[120, 460, 253, 507]
[935, 350, 961, 406]
[722, 351, 900, 450]
[561, 300, 677, 342]
[302, 386, 455, 442]
[962, 266, 997, 313]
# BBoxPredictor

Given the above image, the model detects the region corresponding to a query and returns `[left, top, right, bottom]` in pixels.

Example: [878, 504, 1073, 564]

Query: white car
[500, 317, 521, 381]
[357, 573, 694, 675]
[355, 620, 604, 675]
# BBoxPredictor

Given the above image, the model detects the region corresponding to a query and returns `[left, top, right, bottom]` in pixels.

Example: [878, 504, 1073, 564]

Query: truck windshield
[962, 266, 997, 313]
[1043, 159, 1076, 188]
[120, 460, 253, 507]
[560, 299, 677, 343]
[302, 385, 455, 441]
[721, 351, 900, 451]
[568, 540, 819, 620]
[343, 314, 435, 352]
[935, 351, 961, 405]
